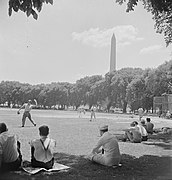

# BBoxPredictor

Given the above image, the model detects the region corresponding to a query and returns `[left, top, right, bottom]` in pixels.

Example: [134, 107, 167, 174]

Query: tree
[116, 0, 172, 46]
[8, 0, 53, 20]
[110, 68, 143, 113]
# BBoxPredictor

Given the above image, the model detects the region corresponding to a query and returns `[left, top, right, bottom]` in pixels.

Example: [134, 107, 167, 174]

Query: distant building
[110, 33, 116, 73]
[153, 93, 172, 113]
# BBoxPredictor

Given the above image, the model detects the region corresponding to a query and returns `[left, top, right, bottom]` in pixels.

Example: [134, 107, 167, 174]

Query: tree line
[0, 60, 172, 112]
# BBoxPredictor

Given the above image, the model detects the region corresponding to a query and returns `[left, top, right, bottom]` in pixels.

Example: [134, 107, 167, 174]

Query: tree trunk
[123, 100, 127, 113]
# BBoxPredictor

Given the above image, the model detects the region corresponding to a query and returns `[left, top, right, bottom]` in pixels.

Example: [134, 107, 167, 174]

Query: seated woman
[30, 125, 56, 169]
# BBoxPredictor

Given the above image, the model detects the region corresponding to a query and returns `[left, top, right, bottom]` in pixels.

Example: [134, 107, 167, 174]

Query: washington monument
[110, 33, 116, 73]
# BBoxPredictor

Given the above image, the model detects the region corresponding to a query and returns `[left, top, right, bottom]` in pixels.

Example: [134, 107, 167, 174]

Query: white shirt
[92, 132, 121, 164]
[0, 131, 19, 163]
[137, 125, 148, 136]
[23, 103, 35, 112]
[30, 137, 56, 163]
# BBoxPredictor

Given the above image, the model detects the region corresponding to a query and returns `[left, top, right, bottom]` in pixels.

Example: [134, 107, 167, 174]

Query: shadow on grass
[148, 133, 172, 143]
[0, 152, 171, 180]
[142, 141, 172, 150]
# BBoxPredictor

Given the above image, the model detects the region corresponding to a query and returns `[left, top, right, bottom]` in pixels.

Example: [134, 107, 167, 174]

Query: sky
[0, 0, 171, 85]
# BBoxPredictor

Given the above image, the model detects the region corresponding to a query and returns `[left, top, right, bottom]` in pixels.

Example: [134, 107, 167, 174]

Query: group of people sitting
[0, 123, 56, 172]
[122, 118, 154, 143]
[0, 118, 154, 173]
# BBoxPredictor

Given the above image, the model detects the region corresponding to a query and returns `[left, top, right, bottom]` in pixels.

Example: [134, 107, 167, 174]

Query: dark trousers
[31, 157, 54, 169]
[31, 146, 54, 169]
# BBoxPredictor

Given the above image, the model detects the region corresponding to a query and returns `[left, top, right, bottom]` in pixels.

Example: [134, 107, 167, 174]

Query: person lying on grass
[122, 122, 142, 143]
[0, 123, 22, 172]
[87, 125, 121, 167]
[30, 125, 56, 169]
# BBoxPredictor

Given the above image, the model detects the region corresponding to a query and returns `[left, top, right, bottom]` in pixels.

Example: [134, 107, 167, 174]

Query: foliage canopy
[116, 0, 172, 46]
[8, 0, 53, 20]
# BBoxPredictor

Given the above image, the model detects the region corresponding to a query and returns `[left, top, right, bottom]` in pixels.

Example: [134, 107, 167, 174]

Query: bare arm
[33, 99, 38, 106]
[18, 104, 25, 112]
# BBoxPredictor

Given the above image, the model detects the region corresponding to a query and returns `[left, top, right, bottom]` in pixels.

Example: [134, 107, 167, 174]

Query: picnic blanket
[22, 162, 70, 174]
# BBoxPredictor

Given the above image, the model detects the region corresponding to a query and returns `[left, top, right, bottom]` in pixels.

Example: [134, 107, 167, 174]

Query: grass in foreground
[0, 152, 171, 180]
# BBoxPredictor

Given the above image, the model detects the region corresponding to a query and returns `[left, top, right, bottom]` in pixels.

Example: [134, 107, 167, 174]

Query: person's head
[99, 125, 108, 136]
[28, 100, 32, 104]
[0, 123, 8, 134]
[141, 119, 145, 125]
[130, 122, 135, 127]
[133, 121, 138, 125]
[39, 125, 49, 137]
[146, 118, 151, 122]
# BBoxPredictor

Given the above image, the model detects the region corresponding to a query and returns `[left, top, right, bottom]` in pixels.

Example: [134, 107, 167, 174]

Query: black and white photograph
[0, 0, 172, 179]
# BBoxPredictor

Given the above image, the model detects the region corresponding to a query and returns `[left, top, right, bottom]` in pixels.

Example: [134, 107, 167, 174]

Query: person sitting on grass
[134, 121, 148, 141]
[87, 125, 121, 167]
[30, 125, 56, 169]
[0, 123, 22, 172]
[145, 118, 154, 134]
[122, 122, 142, 143]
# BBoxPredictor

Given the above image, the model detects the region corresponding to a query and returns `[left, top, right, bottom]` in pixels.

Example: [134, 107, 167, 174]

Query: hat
[100, 125, 108, 131]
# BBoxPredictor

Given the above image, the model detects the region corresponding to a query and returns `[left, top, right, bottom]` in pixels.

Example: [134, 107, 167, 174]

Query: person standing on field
[90, 106, 96, 121]
[17, 99, 37, 127]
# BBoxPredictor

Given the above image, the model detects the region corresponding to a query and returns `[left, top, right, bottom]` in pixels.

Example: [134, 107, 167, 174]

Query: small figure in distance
[90, 106, 96, 121]
[87, 125, 121, 167]
[138, 107, 144, 121]
[30, 125, 56, 169]
[0, 123, 22, 172]
[17, 99, 37, 127]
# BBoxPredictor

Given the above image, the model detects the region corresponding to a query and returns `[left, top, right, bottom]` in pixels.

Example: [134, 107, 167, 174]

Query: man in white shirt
[30, 125, 56, 169]
[122, 122, 142, 143]
[134, 121, 148, 141]
[17, 99, 37, 127]
[87, 125, 121, 167]
[0, 123, 22, 172]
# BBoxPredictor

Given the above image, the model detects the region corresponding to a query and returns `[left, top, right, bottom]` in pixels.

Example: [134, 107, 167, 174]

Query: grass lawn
[0, 108, 171, 180]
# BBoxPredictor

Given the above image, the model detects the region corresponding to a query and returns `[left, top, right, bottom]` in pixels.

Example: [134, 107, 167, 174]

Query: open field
[0, 108, 172, 180]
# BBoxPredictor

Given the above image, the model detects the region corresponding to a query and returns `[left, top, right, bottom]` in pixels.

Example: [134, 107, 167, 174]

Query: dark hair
[146, 118, 151, 122]
[101, 129, 108, 133]
[39, 125, 49, 136]
[0, 123, 8, 133]
[133, 121, 138, 125]
[130, 122, 135, 127]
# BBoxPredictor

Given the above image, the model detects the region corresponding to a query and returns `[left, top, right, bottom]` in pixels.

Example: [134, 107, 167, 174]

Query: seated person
[133, 121, 148, 141]
[87, 125, 121, 167]
[140, 119, 147, 130]
[0, 123, 22, 172]
[122, 122, 142, 143]
[145, 118, 154, 134]
[30, 125, 56, 169]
